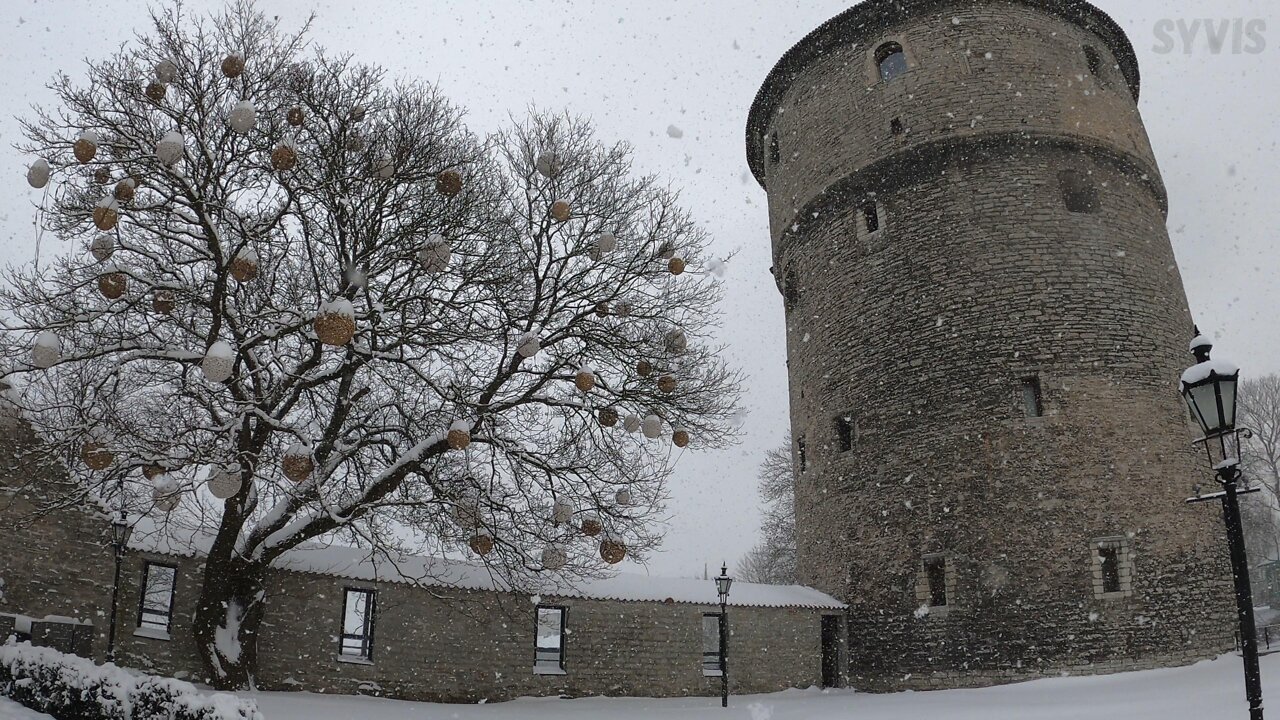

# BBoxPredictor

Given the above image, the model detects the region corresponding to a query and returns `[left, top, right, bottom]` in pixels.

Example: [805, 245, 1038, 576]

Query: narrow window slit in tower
[1058, 170, 1099, 214]
[836, 415, 855, 452]
[1083, 44, 1102, 77]
[925, 556, 948, 607]
[890, 117, 904, 137]
[797, 435, 807, 473]
[1021, 377, 1043, 417]
[1099, 546, 1121, 593]
[768, 131, 780, 166]
[875, 42, 908, 81]
[860, 200, 880, 233]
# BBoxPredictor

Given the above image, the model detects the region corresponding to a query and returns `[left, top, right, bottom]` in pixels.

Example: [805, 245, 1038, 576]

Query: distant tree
[1, 2, 740, 688]
[1240, 374, 1280, 564]
[736, 433, 795, 584]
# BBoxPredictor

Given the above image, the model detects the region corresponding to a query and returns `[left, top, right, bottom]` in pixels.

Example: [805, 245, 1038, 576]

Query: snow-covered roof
[126, 519, 845, 610]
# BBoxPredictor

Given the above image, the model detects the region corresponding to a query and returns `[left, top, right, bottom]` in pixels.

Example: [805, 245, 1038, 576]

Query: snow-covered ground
[2, 652, 1276, 719]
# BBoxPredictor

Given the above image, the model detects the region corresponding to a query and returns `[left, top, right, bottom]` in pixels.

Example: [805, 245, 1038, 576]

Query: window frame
[1021, 376, 1044, 418]
[702, 612, 725, 676]
[1092, 537, 1134, 599]
[137, 561, 178, 635]
[534, 605, 568, 675]
[338, 587, 377, 662]
[874, 42, 908, 82]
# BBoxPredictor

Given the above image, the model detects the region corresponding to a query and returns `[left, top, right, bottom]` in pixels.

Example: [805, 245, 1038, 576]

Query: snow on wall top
[126, 519, 845, 610]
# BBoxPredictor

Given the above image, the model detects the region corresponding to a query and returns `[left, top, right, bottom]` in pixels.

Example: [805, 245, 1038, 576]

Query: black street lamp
[105, 505, 132, 663]
[1182, 330, 1264, 720]
[715, 563, 733, 708]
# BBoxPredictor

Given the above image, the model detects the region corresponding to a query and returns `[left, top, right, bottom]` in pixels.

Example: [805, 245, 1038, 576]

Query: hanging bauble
[436, 168, 463, 197]
[90, 234, 115, 263]
[551, 498, 574, 525]
[596, 232, 617, 254]
[600, 536, 626, 565]
[349, 105, 367, 123]
[541, 544, 568, 571]
[417, 233, 451, 272]
[229, 247, 259, 282]
[447, 419, 471, 450]
[535, 151, 561, 179]
[517, 332, 541, 359]
[114, 179, 136, 203]
[668, 257, 686, 276]
[155, 59, 178, 83]
[30, 331, 61, 369]
[201, 340, 236, 383]
[615, 487, 632, 506]
[344, 133, 366, 152]
[581, 514, 603, 537]
[93, 197, 119, 231]
[151, 289, 176, 315]
[93, 167, 112, 185]
[282, 443, 314, 483]
[707, 258, 728, 279]
[221, 54, 245, 79]
[286, 106, 305, 127]
[374, 155, 394, 179]
[156, 131, 184, 166]
[26, 159, 51, 189]
[623, 413, 641, 434]
[657, 241, 676, 260]
[657, 374, 677, 394]
[73, 131, 99, 164]
[594, 301, 609, 318]
[97, 270, 127, 300]
[314, 298, 356, 346]
[228, 100, 257, 134]
[673, 428, 691, 448]
[598, 407, 618, 428]
[453, 496, 481, 529]
[207, 467, 242, 499]
[664, 329, 688, 354]
[550, 199, 571, 223]
[469, 533, 495, 556]
[271, 143, 298, 172]
[81, 441, 114, 470]
[141, 464, 166, 480]
[614, 301, 632, 318]
[152, 478, 181, 512]
[145, 81, 167, 104]
[574, 366, 596, 392]
[642, 414, 663, 439]
[636, 359, 653, 377]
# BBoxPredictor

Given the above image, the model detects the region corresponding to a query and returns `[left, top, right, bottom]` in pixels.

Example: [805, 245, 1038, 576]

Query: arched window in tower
[1058, 170, 1100, 214]
[875, 42, 908, 82]
[1082, 44, 1103, 77]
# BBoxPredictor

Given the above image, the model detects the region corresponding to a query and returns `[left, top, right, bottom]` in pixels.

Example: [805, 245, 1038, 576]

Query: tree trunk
[192, 557, 269, 690]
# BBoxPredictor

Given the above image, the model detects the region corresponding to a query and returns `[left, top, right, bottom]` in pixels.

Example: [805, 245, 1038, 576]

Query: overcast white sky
[1, 1, 1277, 579]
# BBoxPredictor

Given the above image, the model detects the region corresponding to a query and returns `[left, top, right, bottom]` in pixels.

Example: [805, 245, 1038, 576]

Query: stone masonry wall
[754, 0, 1237, 691]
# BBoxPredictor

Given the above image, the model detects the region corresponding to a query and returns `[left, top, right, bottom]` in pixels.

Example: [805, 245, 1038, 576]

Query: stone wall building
[0, 402, 846, 703]
[745, 0, 1235, 690]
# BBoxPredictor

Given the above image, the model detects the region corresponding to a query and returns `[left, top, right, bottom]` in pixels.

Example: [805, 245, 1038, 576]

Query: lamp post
[1181, 330, 1264, 720]
[105, 488, 131, 663]
[715, 563, 733, 708]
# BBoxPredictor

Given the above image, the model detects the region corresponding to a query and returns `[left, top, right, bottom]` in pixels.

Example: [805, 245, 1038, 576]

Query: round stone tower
[746, 0, 1235, 690]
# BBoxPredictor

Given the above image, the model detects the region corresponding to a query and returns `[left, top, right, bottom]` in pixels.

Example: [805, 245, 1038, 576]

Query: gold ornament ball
[286, 106, 305, 127]
[271, 145, 297, 172]
[145, 81, 167, 103]
[668, 257, 686, 275]
[600, 539, 626, 564]
[598, 407, 619, 428]
[98, 273, 127, 300]
[575, 370, 596, 392]
[469, 534, 494, 556]
[550, 200, 571, 222]
[141, 464, 165, 480]
[152, 289, 176, 315]
[447, 428, 471, 450]
[314, 313, 356, 346]
[436, 169, 463, 197]
[657, 374, 677, 394]
[81, 441, 115, 470]
[114, 179, 135, 203]
[581, 518, 603, 537]
[74, 139, 97, 164]
[94, 166, 112, 185]
[230, 256, 259, 283]
[282, 453, 314, 483]
[221, 54, 245, 79]
[673, 429, 690, 448]
[93, 206, 118, 231]
[636, 359, 653, 378]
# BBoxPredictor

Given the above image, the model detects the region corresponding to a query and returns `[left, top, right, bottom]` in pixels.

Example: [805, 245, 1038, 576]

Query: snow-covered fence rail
[0, 641, 262, 720]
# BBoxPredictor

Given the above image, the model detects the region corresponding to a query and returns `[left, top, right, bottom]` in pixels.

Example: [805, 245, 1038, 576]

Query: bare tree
[736, 433, 794, 584]
[1, 2, 740, 688]
[1240, 374, 1280, 564]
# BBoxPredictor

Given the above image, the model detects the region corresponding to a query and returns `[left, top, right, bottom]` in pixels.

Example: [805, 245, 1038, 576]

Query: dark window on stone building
[890, 117, 904, 136]
[875, 42, 908, 81]
[339, 588, 376, 661]
[1058, 170, 1099, 214]
[835, 415, 855, 452]
[924, 556, 948, 607]
[783, 269, 800, 312]
[860, 199, 880, 233]
[797, 435, 807, 473]
[1099, 546, 1121, 593]
[1021, 377, 1044, 417]
[1083, 44, 1103, 77]
[535, 606, 567, 673]
[768, 131, 780, 166]
[138, 563, 176, 634]
[702, 613, 724, 675]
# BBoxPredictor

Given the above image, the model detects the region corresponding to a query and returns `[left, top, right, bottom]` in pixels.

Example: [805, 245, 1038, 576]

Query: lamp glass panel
[1190, 382, 1223, 433]
[1219, 376, 1238, 431]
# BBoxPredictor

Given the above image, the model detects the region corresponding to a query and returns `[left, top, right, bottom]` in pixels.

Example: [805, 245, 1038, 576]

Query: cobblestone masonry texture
[746, 0, 1236, 691]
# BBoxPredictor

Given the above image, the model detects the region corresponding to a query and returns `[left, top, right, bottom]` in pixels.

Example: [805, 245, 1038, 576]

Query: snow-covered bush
[0, 642, 261, 720]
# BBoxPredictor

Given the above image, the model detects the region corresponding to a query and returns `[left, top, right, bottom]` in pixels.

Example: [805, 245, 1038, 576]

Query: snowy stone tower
[745, 0, 1235, 689]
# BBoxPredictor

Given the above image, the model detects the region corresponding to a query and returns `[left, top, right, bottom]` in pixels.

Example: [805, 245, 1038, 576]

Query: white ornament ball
[541, 544, 568, 571]
[375, 155, 395, 179]
[615, 488, 632, 506]
[27, 159, 51, 189]
[417, 233, 451, 273]
[228, 100, 257, 134]
[623, 414, 642, 434]
[156, 131, 184, 165]
[642, 414, 663, 439]
[155, 59, 178, 84]
[517, 333, 541, 358]
[207, 467, 242, 499]
[201, 340, 235, 383]
[30, 331, 61, 369]
[90, 234, 115, 263]
[551, 498, 574, 525]
[597, 232, 617, 254]
[535, 151, 561, 179]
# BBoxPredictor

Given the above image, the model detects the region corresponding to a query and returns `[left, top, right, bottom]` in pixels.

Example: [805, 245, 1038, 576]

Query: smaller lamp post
[715, 563, 733, 708]
[105, 507, 132, 663]
[1181, 330, 1264, 720]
